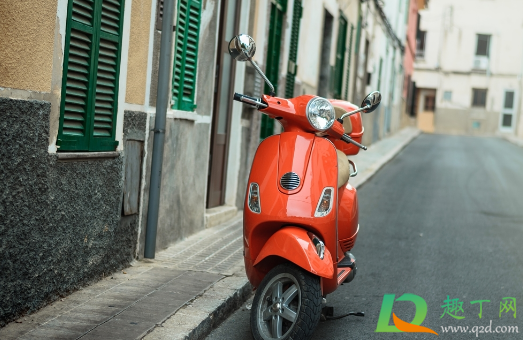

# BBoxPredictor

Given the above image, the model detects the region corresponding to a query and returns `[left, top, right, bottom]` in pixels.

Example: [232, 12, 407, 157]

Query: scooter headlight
[306, 97, 335, 131]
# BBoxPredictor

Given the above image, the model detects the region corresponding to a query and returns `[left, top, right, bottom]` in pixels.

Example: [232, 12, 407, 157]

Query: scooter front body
[243, 128, 358, 294]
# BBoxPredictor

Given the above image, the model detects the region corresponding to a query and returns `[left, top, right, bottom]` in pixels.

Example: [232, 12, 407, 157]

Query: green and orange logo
[375, 294, 438, 335]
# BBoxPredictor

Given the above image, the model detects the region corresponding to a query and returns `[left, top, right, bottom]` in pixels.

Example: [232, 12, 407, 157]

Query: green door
[260, 0, 287, 140]
[285, 0, 302, 98]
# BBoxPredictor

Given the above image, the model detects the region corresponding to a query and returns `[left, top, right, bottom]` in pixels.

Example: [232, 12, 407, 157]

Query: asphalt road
[207, 134, 523, 340]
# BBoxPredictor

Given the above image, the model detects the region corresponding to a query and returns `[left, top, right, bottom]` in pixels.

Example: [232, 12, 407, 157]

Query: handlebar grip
[233, 92, 268, 109]
[341, 134, 367, 150]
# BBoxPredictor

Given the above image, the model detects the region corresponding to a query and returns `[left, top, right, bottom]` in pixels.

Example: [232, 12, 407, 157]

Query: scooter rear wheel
[250, 263, 322, 340]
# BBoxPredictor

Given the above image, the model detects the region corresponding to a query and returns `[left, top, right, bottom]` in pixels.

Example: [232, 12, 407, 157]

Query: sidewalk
[503, 134, 523, 148]
[0, 127, 420, 340]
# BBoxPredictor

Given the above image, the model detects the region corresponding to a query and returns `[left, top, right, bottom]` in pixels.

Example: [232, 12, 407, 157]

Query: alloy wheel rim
[257, 273, 301, 339]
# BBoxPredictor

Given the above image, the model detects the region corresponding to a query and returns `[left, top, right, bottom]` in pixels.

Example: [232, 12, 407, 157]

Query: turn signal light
[248, 182, 261, 213]
[314, 187, 334, 217]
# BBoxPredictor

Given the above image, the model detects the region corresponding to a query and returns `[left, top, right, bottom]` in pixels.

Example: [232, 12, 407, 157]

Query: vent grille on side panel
[280, 172, 300, 190]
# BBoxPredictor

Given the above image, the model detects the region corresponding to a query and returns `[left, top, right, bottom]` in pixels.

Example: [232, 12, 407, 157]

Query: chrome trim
[311, 236, 325, 260]
[349, 160, 358, 177]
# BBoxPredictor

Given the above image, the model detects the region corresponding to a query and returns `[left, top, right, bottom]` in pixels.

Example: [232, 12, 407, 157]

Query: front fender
[253, 227, 334, 279]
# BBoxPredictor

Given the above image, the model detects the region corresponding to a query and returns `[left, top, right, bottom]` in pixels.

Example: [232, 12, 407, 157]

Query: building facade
[335, 0, 412, 145]
[413, 0, 523, 136]
[0, 0, 252, 326]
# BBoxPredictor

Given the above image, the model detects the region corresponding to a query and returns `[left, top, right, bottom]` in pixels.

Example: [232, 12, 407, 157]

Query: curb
[184, 277, 252, 340]
[351, 128, 421, 189]
[143, 273, 252, 340]
[502, 134, 523, 148]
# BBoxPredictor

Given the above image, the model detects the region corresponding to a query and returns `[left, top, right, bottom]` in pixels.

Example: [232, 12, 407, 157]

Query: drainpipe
[144, 0, 175, 259]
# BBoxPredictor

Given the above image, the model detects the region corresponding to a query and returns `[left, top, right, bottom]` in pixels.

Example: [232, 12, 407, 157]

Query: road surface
[207, 134, 523, 339]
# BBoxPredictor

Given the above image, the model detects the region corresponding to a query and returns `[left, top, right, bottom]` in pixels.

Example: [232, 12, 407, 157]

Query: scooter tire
[250, 263, 322, 340]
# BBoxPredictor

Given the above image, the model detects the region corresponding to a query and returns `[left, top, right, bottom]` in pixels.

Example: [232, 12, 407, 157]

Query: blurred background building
[413, 0, 523, 136]
[0, 0, 417, 325]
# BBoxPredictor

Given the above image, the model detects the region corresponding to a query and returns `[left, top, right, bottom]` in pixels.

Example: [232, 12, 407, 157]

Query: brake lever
[341, 134, 367, 150]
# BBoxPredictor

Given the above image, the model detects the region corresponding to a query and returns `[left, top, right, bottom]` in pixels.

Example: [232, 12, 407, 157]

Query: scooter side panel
[322, 184, 359, 294]
[338, 183, 359, 242]
[253, 227, 334, 279]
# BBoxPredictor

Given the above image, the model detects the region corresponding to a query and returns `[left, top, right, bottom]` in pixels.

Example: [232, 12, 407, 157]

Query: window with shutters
[171, 0, 202, 111]
[58, 0, 125, 152]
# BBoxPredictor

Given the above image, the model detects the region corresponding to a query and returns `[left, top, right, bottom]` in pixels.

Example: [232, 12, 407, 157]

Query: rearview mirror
[361, 91, 381, 113]
[228, 34, 256, 61]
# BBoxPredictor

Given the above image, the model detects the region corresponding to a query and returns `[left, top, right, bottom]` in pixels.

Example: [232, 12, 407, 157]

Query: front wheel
[250, 263, 322, 340]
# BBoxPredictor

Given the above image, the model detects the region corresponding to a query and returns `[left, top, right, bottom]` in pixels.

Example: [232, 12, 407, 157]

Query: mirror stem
[249, 58, 275, 96]
[339, 105, 371, 120]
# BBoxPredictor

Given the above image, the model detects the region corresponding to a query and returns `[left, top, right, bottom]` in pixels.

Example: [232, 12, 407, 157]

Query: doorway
[318, 9, 333, 98]
[417, 89, 436, 133]
[207, 0, 241, 208]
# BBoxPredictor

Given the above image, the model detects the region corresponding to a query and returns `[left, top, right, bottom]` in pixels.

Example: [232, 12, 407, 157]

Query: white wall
[224, 0, 250, 206]
[413, 0, 523, 135]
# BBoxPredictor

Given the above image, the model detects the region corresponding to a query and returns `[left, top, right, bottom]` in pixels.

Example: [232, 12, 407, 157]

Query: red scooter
[229, 34, 380, 340]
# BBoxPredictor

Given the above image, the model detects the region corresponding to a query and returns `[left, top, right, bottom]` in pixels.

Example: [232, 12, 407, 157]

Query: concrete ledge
[143, 270, 252, 340]
[502, 134, 523, 148]
[55, 151, 120, 160]
[205, 205, 238, 229]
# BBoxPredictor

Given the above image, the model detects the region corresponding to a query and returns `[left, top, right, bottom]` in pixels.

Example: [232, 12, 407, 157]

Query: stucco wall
[0, 0, 58, 92]
[403, 0, 418, 98]
[125, 0, 153, 105]
[434, 108, 500, 136]
[137, 0, 220, 254]
[0, 98, 133, 326]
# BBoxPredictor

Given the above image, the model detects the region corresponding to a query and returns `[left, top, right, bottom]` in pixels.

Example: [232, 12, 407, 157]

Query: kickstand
[326, 311, 365, 320]
[321, 307, 364, 321]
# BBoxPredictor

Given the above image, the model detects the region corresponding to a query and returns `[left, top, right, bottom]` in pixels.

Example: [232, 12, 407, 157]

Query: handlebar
[233, 93, 367, 151]
[233, 92, 268, 109]
[341, 134, 367, 150]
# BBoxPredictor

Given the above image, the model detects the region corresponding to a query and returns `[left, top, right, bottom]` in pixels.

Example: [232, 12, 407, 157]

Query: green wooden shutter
[58, 0, 124, 151]
[284, 0, 302, 98]
[344, 24, 354, 100]
[58, 0, 95, 151]
[260, 0, 287, 140]
[333, 13, 347, 99]
[172, 0, 202, 111]
[91, 0, 124, 150]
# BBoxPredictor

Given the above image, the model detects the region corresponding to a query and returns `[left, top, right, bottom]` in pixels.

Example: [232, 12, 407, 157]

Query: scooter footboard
[253, 227, 334, 279]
